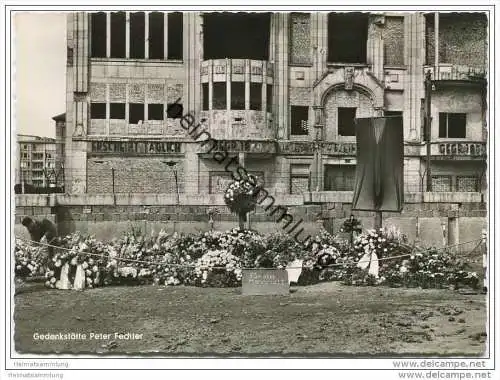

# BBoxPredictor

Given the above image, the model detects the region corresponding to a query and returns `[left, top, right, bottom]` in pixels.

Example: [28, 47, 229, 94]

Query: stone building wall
[15, 194, 486, 249]
[86, 156, 185, 194]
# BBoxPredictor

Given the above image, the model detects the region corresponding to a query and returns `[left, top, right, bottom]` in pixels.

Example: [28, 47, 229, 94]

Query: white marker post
[482, 228, 487, 293]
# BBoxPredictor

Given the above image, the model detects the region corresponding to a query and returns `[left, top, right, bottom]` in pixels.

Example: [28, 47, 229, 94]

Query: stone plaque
[241, 269, 289, 296]
[90, 141, 182, 155]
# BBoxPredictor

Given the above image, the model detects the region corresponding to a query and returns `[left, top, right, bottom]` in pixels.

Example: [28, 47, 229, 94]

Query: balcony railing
[431, 141, 486, 157]
[201, 59, 274, 81]
[424, 64, 486, 81]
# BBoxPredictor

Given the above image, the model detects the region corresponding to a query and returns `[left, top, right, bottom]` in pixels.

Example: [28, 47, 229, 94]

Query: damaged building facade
[64, 12, 487, 199]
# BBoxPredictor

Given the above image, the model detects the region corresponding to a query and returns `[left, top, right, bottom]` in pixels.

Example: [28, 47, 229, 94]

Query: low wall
[14, 193, 487, 248]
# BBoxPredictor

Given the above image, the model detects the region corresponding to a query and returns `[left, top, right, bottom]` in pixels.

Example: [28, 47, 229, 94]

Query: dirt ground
[13, 282, 487, 356]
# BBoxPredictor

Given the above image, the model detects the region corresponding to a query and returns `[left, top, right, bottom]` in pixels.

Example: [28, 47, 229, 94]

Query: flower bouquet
[224, 174, 262, 230]
[193, 249, 242, 287]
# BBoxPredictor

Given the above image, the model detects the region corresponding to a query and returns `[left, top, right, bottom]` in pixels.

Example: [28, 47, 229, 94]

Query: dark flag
[352, 116, 404, 212]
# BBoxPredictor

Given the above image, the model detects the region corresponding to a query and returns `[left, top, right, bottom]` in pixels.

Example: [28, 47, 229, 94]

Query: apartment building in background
[15, 134, 57, 188]
[64, 11, 487, 198]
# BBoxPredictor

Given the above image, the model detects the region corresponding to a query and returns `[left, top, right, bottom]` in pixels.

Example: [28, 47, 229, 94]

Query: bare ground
[13, 282, 487, 356]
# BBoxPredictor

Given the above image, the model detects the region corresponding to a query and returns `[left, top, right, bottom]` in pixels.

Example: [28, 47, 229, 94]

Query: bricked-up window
[213, 82, 226, 110]
[149, 12, 164, 59]
[202, 83, 209, 110]
[231, 82, 245, 110]
[290, 164, 311, 194]
[432, 176, 452, 192]
[110, 12, 126, 58]
[167, 12, 183, 60]
[130, 12, 145, 59]
[266, 85, 272, 113]
[438, 13, 487, 68]
[457, 176, 479, 192]
[91, 12, 107, 58]
[425, 13, 435, 66]
[148, 104, 164, 120]
[439, 113, 466, 138]
[250, 83, 262, 111]
[290, 13, 311, 65]
[203, 12, 271, 60]
[90, 103, 106, 119]
[383, 16, 404, 66]
[290, 106, 309, 136]
[129, 103, 144, 124]
[338, 107, 356, 136]
[328, 13, 368, 63]
[324, 165, 355, 191]
[110, 103, 125, 119]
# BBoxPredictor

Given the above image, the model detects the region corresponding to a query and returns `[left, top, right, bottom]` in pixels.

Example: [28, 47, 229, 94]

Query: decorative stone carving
[344, 67, 355, 90]
[438, 142, 486, 157]
[251, 63, 263, 76]
[129, 84, 145, 103]
[71, 177, 86, 194]
[232, 60, 245, 74]
[214, 64, 226, 74]
[109, 83, 127, 102]
[313, 106, 324, 126]
[73, 123, 85, 137]
[147, 84, 165, 103]
[315, 66, 384, 110]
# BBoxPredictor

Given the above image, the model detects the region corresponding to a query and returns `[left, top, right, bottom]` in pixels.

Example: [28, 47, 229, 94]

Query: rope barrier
[15, 236, 484, 271]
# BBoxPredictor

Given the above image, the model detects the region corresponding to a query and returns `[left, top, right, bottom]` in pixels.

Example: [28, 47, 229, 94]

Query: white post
[106, 12, 111, 58]
[482, 228, 487, 293]
[434, 12, 439, 77]
[125, 12, 130, 58]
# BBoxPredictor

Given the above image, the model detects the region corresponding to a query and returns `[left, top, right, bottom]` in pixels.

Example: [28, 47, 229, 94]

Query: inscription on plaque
[91, 141, 182, 155]
[242, 269, 289, 296]
[278, 141, 356, 155]
[199, 140, 276, 154]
